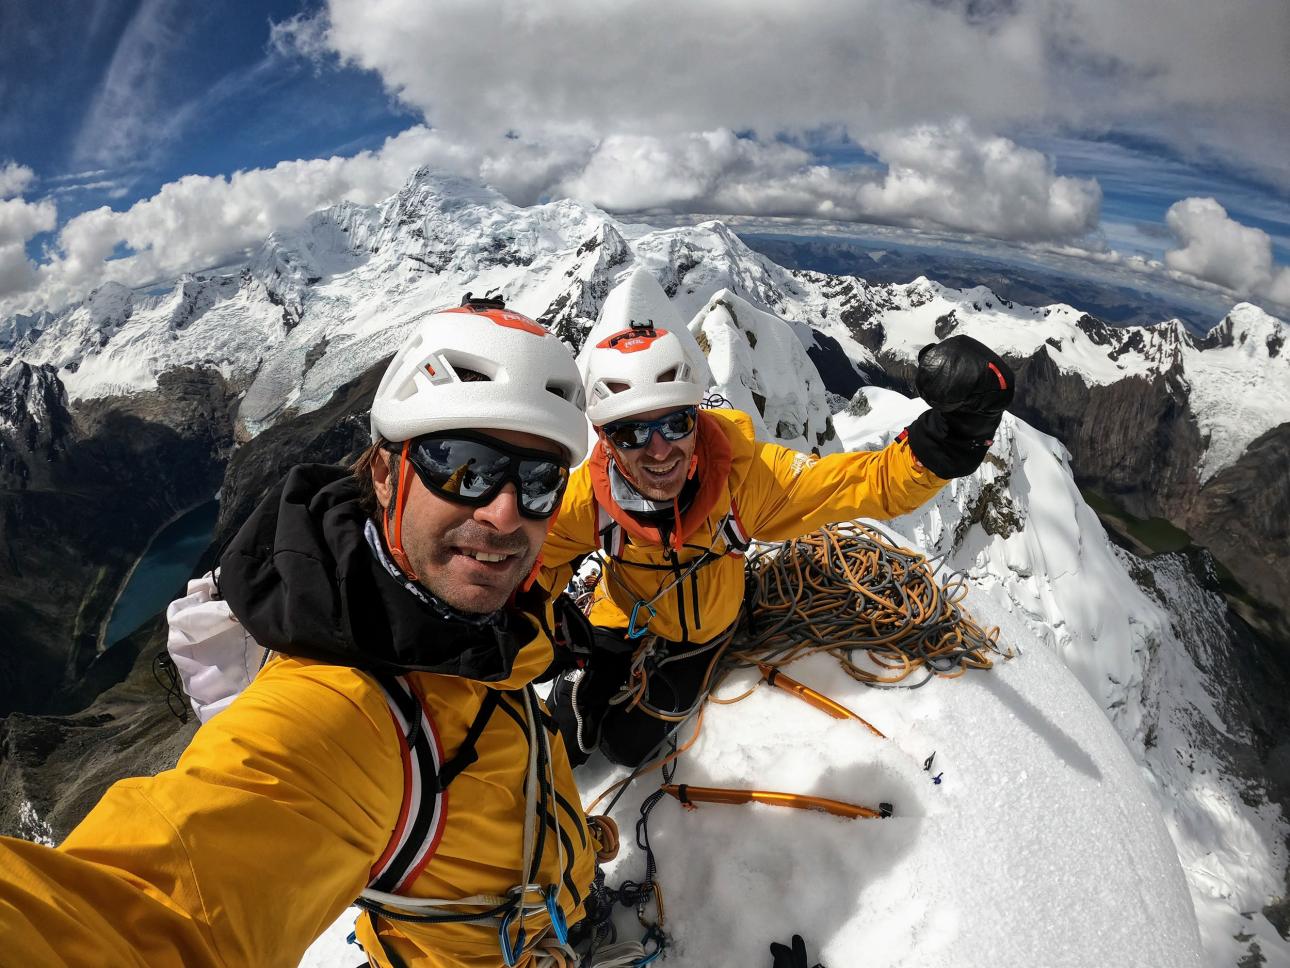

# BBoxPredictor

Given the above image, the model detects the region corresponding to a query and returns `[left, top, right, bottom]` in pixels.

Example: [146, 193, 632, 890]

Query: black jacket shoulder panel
[219, 463, 533, 681]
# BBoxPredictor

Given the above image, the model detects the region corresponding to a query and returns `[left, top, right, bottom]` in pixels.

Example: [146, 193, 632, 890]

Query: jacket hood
[218, 463, 550, 683]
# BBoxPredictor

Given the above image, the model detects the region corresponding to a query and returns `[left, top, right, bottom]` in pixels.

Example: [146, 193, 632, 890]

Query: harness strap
[436, 690, 500, 790]
[359, 682, 568, 968]
[367, 675, 448, 895]
[597, 496, 748, 568]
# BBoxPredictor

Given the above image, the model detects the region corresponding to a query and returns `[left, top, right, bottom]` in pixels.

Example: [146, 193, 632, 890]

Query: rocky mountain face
[0, 360, 236, 716]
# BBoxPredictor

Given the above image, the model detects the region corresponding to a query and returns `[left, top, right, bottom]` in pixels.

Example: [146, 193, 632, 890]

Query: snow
[300, 606, 1204, 967]
[840, 387, 1290, 967]
[7, 167, 1284, 476]
[301, 313, 1244, 968]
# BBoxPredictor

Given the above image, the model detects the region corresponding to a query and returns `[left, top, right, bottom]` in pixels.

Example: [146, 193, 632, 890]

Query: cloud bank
[1165, 198, 1290, 306]
[2, 0, 1285, 317]
[320, 0, 1290, 188]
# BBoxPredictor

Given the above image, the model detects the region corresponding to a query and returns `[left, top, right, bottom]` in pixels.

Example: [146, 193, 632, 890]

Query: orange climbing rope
[732, 521, 1004, 688]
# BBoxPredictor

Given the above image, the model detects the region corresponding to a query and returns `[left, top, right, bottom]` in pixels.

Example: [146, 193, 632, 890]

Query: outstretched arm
[745, 435, 947, 542]
[0, 658, 401, 968]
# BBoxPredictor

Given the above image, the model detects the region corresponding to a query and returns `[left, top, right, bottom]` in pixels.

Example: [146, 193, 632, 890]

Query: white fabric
[165, 570, 266, 723]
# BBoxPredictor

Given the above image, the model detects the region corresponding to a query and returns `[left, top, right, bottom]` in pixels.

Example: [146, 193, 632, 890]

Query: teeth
[467, 551, 508, 563]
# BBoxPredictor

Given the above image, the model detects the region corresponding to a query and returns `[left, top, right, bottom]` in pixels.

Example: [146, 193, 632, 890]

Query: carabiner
[498, 903, 525, 967]
[544, 884, 569, 945]
[636, 924, 667, 965]
[627, 600, 657, 639]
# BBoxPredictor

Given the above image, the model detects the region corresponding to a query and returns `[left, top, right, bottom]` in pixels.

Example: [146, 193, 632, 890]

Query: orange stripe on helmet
[440, 305, 548, 336]
[596, 327, 670, 353]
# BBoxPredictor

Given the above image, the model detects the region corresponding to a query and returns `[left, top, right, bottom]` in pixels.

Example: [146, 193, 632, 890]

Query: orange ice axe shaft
[758, 663, 885, 738]
[663, 784, 893, 820]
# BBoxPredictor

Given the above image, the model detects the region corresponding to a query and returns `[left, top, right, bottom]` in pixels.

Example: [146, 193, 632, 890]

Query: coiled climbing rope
[732, 521, 1004, 688]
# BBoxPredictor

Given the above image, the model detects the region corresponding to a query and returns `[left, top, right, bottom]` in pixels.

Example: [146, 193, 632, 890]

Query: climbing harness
[357, 683, 573, 968]
[595, 497, 750, 640]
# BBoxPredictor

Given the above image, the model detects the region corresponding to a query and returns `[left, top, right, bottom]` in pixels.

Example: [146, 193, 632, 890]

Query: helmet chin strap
[383, 439, 421, 581]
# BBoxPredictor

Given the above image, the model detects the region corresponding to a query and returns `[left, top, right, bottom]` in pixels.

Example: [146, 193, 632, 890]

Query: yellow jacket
[0, 643, 593, 968]
[541, 408, 947, 643]
[0, 465, 596, 968]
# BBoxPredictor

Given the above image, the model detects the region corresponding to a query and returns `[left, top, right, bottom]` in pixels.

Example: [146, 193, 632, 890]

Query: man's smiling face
[374, 428, 561, 613]
[606, 405, 699, 502]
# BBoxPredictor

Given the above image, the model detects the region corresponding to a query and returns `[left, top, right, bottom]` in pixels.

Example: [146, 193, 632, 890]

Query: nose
[474, 482, 525, 531]
[643, 429, 673, 458]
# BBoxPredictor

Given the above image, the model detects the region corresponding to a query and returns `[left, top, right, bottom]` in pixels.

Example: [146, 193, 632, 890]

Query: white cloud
[1165, 197, 1290, 305]
[319, 0, 1290, 188]
[1, 118, 1107, 315]
[0, 163, 36, 199]
[0, 197, 55, 247]
[9, 127, 482, 314]
[268, 12, 334, 61]
[0, 195, 57, 296]
[557, 125, 1099, 241]
[72, 0, 191, 168]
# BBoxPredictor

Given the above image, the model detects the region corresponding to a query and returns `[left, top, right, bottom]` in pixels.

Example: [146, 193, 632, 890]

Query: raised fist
[903, 335, 1016, 478]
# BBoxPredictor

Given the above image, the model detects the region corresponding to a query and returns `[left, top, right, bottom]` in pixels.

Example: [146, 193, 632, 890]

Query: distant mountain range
[741, 232, 1232, 332]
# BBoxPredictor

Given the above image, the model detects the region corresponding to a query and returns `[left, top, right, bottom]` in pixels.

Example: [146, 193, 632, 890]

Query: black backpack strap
[435, 689, 501, 790]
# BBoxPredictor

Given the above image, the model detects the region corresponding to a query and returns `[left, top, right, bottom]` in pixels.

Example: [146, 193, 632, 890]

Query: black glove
[904, 335, 1015, 478]
[769, 934, 823, 968]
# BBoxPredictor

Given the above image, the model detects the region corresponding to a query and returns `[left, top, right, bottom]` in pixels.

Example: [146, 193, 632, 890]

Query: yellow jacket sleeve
[538, 470, 600, 595]
[743, 436, 948, 542]
[0, 658, 402, 968]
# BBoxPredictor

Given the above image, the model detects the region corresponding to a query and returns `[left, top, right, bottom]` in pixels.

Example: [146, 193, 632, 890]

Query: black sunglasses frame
[602, 406, 699, 451]
[392, 431, 571, 519]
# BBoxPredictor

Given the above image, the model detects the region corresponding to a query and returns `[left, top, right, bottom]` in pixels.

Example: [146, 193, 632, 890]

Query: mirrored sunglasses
[603, 406, 698, 450]
[397, 432, 570, 519]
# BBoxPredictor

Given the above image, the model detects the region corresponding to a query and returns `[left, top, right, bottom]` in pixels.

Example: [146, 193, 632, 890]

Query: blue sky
[4, 0, 411, 235]
[2, 0, 1287, 317]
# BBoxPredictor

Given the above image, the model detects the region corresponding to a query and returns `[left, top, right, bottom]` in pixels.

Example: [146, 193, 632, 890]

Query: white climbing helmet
[580, 322, 705, 427]
[370, 296, 589, 463]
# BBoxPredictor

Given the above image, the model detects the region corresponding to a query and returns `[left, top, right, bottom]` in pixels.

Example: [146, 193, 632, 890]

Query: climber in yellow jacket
[0, 297, 600, 968]
[543, 321, 1015, 767]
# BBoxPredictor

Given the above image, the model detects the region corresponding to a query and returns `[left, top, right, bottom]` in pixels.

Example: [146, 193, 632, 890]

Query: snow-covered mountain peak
[633, 218, 795, 321]
[392, 166, 512, 212]
[1201, 301, 1287, 357]
[5, 169, 1285, 480]
[690, 287, 841, 454]
[78, 282, 134, 331]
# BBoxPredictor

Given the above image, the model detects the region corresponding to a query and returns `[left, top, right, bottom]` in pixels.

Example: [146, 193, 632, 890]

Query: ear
[371, 449, 394, 511]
